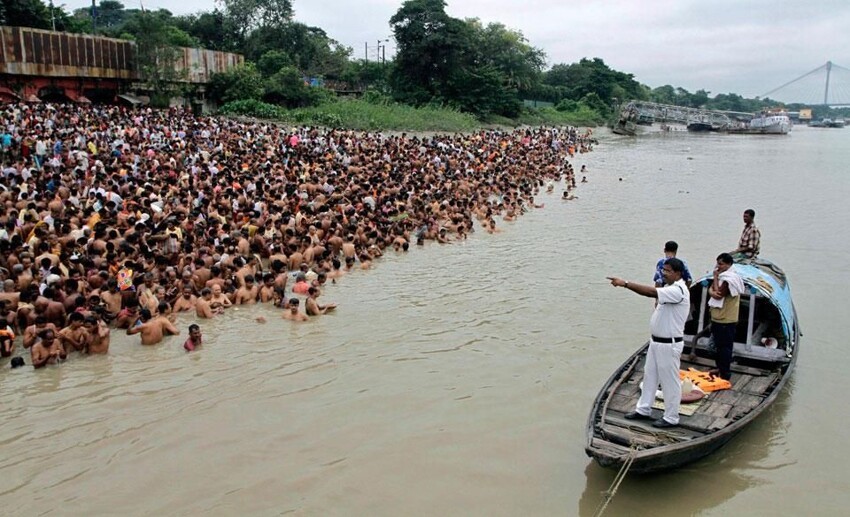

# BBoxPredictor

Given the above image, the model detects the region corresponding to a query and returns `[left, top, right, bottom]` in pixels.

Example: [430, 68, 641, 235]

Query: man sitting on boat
[731, 209, 760, 260]
[607, 258, 690, 428]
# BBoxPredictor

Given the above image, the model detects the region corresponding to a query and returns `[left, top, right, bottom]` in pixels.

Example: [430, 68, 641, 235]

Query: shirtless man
[305, 287, 337, 316]
[259, 274, 277, 303]
[341, 234, 356, 261]
[233, 275, 259, 305]
[359, 253, 373, 270]
[209, 283, 232, 312]
[281, 298, 309, 322]
[41, 289, 67, 327]
[23, 316, 58, 348]
[195, 288, 217, 318]
[486, 219, 501, 234]
[126, 309, 180, 345]
[84, 316, 110, 354]
[270, 260, 288, 293]
[31, 329, 66, 368]
[137, 273, 160, 314]
[192, 258, 212, 291]
[326, 258, 346, 283]
[59, 312, 88, 353]
[287, 243, 304, 272]
[172, 286, 197, 312]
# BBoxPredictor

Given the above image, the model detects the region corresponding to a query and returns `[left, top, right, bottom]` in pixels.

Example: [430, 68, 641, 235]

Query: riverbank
[219, 98, 604, 132]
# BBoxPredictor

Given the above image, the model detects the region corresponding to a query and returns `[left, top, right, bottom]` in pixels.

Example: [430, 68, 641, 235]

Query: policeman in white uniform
[608, 258, 690, 427]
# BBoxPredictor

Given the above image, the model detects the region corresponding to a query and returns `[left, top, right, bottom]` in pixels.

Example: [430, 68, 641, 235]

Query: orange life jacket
[679, 368, 732, 392]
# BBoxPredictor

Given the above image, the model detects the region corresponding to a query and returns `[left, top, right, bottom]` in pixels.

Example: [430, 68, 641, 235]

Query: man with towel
[708, 253, 745, 380]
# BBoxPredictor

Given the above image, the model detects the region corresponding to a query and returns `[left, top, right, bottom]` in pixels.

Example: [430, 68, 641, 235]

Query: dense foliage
[6, 0, 850, 124]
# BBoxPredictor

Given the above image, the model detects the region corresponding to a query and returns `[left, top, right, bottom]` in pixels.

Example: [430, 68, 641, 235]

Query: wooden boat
[585, 258, 799, 473]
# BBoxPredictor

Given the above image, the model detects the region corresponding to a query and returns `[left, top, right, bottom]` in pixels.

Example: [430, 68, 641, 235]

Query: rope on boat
[592, 444, 638, 517]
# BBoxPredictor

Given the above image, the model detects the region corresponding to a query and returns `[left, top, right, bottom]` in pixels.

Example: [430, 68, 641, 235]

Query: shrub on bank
[516, 106, 604, 127]
[219, 97, 480, 132]
[219, 99, 284, 119]
[218, 97, 603, 131]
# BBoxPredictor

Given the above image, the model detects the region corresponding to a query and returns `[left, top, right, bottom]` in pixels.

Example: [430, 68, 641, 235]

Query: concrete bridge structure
[0, 25, 243, 111]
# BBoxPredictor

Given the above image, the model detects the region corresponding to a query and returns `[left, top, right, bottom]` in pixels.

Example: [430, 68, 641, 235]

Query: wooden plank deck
[605, 356, 778, 440]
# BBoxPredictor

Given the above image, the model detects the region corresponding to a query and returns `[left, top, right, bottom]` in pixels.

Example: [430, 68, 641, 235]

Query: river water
[1, 126, 848, 516]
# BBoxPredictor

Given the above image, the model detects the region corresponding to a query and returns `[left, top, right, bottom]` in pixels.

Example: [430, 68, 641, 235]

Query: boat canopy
[697, 260, 795, 340]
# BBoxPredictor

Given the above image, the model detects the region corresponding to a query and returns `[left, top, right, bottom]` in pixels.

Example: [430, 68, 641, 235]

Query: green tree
[131, 11, 189, 106]
[257, 50, 293, 77]
[340, 60, 390, 91]
[690, 89, 710, 108]
[119, 9, 197, 46]
[175, 9, 242, 52]
[244, 23, 350, 79]
[219, 0, 293, 39]
[649, 85, 677, 104]
[468, 20, 545, 91]
[96, 0, 126, 29]
[2, 0, 52, 29]
[262, 65, 310, 107]
[545, 58, 645, 110]
[390, 0, 473, 105]
[2, 0, 80, 32]
[208, 63, 264, 104]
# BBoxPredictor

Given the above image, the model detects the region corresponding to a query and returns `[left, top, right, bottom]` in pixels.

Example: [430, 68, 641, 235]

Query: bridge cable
[761, 62, 828, 99]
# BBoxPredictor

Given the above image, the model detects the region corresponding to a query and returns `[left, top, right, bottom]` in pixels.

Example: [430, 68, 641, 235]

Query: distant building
[0, 25, 243, 112]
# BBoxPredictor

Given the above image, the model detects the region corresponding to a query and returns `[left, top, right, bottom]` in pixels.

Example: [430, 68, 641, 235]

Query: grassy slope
[219, 98, 603, 131]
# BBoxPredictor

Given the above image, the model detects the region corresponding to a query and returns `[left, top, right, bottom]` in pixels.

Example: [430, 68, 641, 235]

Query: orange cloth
[679, 368, 732, 392]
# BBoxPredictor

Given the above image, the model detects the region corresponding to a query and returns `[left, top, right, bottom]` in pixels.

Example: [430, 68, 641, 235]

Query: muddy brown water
[2, 126, 848, 516]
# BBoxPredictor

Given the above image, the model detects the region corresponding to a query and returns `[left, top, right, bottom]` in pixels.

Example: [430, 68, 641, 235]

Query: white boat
[745, 110, 792, 134]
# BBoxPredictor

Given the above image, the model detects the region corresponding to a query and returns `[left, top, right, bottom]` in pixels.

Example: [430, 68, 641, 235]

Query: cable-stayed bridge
[611, 62, 849, 135]
[762, 61, 850, 106]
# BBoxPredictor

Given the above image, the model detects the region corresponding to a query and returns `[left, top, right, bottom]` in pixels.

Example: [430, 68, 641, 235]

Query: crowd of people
[0, 102, 594, 368]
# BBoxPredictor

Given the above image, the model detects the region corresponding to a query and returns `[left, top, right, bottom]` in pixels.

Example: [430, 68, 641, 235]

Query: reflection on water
[2, 127, 850, 515]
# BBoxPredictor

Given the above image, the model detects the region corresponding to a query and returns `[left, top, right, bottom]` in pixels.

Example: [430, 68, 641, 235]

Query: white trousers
[636, 340, 683, 424]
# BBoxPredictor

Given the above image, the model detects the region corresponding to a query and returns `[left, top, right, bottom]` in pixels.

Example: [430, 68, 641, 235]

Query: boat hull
[589, 428, 740, 473]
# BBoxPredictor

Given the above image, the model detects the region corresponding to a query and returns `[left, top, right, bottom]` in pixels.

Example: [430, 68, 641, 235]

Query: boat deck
[596, 354, 780, 450]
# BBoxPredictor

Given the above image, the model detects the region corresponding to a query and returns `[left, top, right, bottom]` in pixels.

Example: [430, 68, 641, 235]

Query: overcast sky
[59, 0, 850, 103]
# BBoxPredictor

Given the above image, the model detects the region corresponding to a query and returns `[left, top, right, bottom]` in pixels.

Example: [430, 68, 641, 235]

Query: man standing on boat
[707, 253, 745, 381]
[731, 209, 760, 260]
[608, 258, 690, 428]
[654, 241, 693, 288]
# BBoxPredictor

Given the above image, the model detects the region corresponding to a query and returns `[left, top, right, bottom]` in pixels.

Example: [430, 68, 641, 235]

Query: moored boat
[809, 118, 845, 128]
[726, 110, 792, 134]
[585, 258, 799, 473]
[687, 121, 726, 132]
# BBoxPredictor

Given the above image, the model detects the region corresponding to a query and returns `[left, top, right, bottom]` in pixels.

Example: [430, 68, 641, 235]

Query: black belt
[651, 335, 683, 343]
